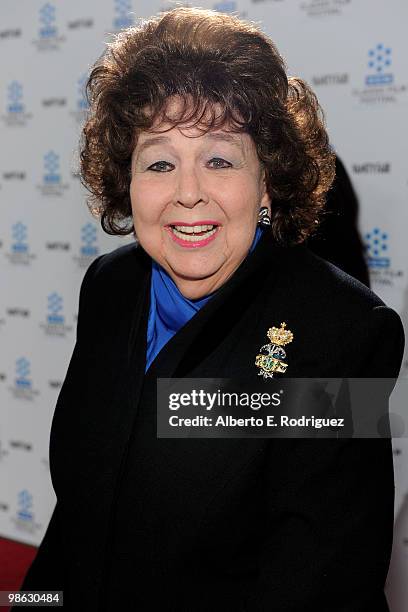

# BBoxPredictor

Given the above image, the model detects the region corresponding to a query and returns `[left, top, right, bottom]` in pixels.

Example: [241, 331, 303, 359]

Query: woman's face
[130, 98, 271, 299]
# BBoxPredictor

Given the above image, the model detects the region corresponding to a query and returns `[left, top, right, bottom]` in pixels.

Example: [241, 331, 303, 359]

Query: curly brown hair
[80, 6, 335, 245]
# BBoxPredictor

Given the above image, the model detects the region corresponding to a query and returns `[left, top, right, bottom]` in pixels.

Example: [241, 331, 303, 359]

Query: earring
[258, 206, 271, 227]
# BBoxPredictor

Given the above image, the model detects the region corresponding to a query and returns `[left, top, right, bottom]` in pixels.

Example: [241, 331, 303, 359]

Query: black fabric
[16, 229, 404, 611]
[306, 156, 370, 287]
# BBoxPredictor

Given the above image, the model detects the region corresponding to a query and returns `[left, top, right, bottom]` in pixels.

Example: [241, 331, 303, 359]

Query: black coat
[18, 229, 404, 611]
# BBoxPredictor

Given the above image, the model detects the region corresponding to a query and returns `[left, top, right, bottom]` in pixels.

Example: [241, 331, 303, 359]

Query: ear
[260, 166, 272, 212]
[260, 189, 271, 212]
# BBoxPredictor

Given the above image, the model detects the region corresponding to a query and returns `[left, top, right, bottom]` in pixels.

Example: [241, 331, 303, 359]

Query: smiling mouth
[167, 223, 220, 242]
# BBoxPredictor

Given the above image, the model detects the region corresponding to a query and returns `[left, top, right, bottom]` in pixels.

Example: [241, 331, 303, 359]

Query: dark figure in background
[307, 156, 370, 288]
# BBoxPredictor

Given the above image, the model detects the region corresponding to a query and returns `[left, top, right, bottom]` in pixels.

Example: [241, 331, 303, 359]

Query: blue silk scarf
[145, 226, 264, 372]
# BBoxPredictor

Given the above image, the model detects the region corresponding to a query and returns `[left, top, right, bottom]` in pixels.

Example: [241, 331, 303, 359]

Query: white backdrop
[0, 0, 407, 608]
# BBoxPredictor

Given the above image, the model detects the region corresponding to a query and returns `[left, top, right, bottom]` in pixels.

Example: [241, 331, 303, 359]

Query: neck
[168, 268, 236, 300]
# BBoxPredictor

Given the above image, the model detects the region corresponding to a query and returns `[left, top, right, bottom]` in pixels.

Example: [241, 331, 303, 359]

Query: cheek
[224, 199, 259, 227]
[221, 181, 261, 214]
[130, 185, 165, 225]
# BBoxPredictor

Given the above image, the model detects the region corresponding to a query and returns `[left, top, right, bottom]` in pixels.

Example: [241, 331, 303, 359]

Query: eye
[146, 157, 232, 172]
[147, 161, 173, 172]
[208, 157, 232, 169]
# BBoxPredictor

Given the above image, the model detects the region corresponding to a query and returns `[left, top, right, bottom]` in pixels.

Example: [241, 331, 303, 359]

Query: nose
[175, 166, 208, 209]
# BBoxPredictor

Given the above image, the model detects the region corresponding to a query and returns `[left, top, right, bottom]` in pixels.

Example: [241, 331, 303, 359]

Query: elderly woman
[18, 7, 404, 612]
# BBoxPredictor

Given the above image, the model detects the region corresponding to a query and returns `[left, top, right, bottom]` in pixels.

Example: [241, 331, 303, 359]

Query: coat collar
[129, 228, 292, 379]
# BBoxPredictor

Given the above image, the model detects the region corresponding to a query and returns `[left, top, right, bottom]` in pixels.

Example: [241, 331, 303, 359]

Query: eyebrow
[135, 132, 244, 156]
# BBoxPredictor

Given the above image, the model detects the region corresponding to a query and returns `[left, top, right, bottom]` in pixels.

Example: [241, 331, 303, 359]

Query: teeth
[172, 227, 218, 242]
[174, 224, 215, 234]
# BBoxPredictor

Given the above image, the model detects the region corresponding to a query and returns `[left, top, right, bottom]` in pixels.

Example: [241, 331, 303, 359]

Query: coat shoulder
[83, 241, 149, 291]
[282, 245, 386, 315]
[262, 245, 404, 377]
[92, 241, 144, 276]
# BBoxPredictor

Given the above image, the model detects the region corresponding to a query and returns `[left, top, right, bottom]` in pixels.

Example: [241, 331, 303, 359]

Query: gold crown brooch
[255, 322, 294, 379]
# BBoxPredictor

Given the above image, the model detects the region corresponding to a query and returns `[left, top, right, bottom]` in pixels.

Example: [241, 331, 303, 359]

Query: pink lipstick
[165, 221, 221, 249]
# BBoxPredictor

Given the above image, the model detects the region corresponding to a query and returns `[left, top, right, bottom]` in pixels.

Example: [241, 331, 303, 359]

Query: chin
[170, 265, 220, 283]
[166, 254, 226, 282]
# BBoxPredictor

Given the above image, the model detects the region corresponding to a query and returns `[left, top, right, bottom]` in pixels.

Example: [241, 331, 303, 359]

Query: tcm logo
[213, 1, 237, 12]
[12, 222, 28, 254]
[47, 293, 64, 325]
[39, 3, 57, 39]
[7, 81, 24, 114]
[15, 357, 31, 390]
[74, 224, 99, 268]
[69, 74, 89, 123]
[43, 150, 61, 184]
[41, 292, 72, 336]
[77, 74, 89, 111]
[17, 490, 34, 522]
[38, 151, 68, 195]
[2, 82, 31, 126]
[10, 357, 39, 399]
[33, 2, 64, 50]
[364, 228, 390, 269]
[7, 222, 35, 264]
[113, 0, 133, 30]
[81, 223, 98, 256]
[13, 489, 40, 534]
[366, 44, 393, 86]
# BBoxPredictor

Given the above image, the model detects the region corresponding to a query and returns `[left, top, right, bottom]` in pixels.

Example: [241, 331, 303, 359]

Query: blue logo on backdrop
[81, 223, 98, 256]
[33, 2, 65, 50]
[9, 357, 39, 399]
[17, 490, 34, 523]
[366, 44, 393, 86]
[12, 222, 28, 254]
[213, 1, 237, 12]
[70, 74, 89, 124]
[7, 222, 35, 264]
[37, 151, 68, 195]
[353, 43, 407, 104]
[2, 81, 32, 126]
[43, 151, 60, 184]
[39, 3, 57, 39]
[113, 0, 133, 29]
[74, 224, 99, 268]
[364, 228, 390, 269]
[47, 293, 64, 325]
[7, 81, 24, 114]
[41, 292, 72, 335]
[77, 74, 89, 111]
[12, 489, 40, 533]
[15, 357, 31, 389]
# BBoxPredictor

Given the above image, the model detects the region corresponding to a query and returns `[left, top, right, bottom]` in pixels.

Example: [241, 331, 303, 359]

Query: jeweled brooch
[255, 322, 294, 379]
